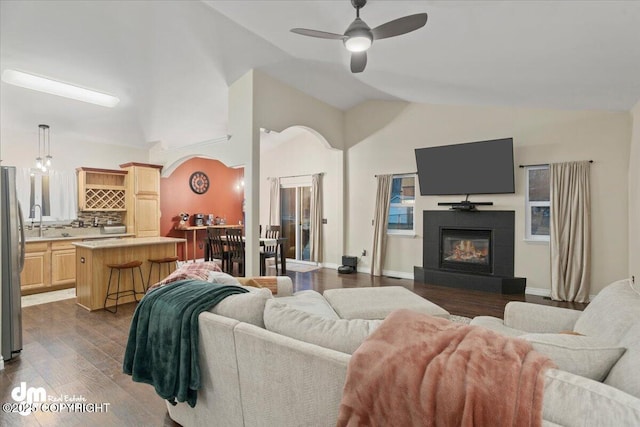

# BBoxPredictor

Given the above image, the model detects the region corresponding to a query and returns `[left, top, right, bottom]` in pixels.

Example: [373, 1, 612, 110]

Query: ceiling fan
[290, 0, 428, 73]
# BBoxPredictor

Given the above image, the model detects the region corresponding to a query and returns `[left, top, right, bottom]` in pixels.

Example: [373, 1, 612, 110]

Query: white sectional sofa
[167, 277, 640, 427]
[472, 278, 640, 426]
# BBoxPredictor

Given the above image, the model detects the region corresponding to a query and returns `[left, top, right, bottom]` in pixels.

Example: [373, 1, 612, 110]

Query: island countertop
[74, 236, 185, 311]
[72, 236, 185, 250]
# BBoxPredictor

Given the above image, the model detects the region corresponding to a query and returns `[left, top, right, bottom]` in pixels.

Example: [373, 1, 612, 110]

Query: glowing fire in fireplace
[444, 240, 488, 264]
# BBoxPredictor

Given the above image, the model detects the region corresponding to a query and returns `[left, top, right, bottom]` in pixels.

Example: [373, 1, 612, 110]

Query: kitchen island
[73, 236, 185, 311]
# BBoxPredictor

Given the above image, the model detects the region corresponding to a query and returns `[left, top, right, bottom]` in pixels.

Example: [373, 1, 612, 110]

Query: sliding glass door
[280, 185, 311, 261]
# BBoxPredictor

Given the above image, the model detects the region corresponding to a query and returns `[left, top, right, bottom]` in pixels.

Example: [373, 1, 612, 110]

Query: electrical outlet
[362, 249, 367, 256]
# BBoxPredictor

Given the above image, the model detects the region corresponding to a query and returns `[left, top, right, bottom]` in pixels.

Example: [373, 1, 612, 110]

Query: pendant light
[36, 124, 51, 172]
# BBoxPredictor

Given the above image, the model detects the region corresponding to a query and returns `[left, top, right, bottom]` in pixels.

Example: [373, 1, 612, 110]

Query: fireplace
[440, 228, 491, 274]
[414, 210, 525, 294]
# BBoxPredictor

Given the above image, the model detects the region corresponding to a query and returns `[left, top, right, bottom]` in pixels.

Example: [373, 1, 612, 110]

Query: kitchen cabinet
[120, 163, 162, 237]
[21, 242, 50, 292]
[20, 240, 78, 295]
[51, 241, 77, 286]
[134, 195, 161, 237]
[77, 167, 128, 211]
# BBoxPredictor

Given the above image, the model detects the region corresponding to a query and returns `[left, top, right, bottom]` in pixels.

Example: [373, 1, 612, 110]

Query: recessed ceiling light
[1, 69, 120, 108]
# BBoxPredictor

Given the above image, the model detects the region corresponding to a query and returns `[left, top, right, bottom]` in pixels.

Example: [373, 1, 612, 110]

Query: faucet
[31, 204, 43, 237]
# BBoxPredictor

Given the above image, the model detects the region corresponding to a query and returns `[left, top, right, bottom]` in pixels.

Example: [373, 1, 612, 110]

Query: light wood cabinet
[77, 167, 128, 211]
[120, 163, 162, 237]
[135, 166, 160, 194]
[21, 242, 50, 291]
[135, 196, 161, 237]
[20, 240, 80, 294]
[51, 240, 77, 286]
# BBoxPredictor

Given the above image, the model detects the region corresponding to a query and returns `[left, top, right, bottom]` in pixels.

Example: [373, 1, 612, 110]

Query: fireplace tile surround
[414, 210, 526, 294]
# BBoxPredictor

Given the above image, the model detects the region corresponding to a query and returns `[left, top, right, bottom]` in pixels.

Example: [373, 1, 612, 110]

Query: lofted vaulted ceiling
[1, 1, 639, 150]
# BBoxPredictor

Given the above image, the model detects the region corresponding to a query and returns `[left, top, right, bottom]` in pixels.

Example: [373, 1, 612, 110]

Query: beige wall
[253, 72, 345, 150]
[260, 130, 343, 266]
[345, 102, 630, 295]
[630, 100, 640, 281]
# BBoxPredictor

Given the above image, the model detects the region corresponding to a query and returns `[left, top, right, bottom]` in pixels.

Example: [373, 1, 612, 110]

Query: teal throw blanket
[123, 279, 248, 407]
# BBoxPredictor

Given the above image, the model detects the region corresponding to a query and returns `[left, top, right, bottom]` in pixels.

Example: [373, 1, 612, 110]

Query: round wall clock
[189, 171, 210, 194]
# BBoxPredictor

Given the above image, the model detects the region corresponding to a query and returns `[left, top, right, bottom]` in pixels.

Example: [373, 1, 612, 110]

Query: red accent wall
[160, 157, 244, 260]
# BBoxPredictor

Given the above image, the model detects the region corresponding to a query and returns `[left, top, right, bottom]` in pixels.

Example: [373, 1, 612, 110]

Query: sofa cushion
[275, 290, 339, 319]
[543, 369, 640, 426]
[210, 287, 273, 328]
[263, 300, 382, 354]
[323, 286, 449, 320]
[573, 278, 640, 342]
[470, 316, 529, 337]
[604, 320, 640, 398]
[521, 333, 626, 381]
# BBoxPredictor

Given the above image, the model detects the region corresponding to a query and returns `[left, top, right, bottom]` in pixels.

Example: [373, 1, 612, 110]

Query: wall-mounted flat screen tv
[415, 138, 515, 196]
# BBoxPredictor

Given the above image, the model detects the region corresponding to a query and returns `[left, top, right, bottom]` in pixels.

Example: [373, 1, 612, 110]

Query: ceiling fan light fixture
[344, 35, 372, 52]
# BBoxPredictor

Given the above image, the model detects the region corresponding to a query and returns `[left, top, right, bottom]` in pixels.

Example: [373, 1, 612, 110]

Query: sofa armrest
[238, 276, 294, 297]
[504, 302, 582, 333]
[543, 369, 640, 426]
[274, 276, 293, 297]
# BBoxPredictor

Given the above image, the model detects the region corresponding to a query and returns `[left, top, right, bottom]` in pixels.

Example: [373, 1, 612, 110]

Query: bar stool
[103, 260, 145, 314]
[147, 256, 179, 288]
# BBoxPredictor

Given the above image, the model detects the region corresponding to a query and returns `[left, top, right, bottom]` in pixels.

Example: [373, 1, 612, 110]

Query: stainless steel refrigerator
[1, 166, 24, 361]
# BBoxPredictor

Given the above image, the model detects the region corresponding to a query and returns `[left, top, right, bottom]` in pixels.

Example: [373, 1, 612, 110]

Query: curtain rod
[267, 172, 324, 180]
[518, 160, 593, 168]
[374, 171, 417, 177]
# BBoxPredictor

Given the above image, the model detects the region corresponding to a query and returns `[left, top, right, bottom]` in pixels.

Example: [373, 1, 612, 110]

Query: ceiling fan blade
[290, 28, 347, 40]
[371, 13, 428, 40]
[350, 52, 367, 73]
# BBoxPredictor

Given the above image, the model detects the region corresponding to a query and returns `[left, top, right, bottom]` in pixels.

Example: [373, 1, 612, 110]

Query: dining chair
[262, 225, 281, 275]
[226, 228, 245, 276]
[207, 227, 230, 273]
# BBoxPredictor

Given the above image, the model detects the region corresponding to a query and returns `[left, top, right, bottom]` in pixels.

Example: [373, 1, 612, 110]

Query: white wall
[345, 102, 631, 295]
[1, 127, 148, 171]
[260, 129, 343, 266]
[629, 100, 640, 281]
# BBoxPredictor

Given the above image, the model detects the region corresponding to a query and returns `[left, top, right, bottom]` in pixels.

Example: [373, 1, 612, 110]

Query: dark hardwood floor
[1, 268, 587, 426]
[290, 268, 588, 318]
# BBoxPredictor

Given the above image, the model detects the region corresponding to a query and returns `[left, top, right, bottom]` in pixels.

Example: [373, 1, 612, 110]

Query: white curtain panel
[310, 173, 323, 262]
[550, 161, 591, 302]
[269, 177, 281, 226]
[49, 169, 78, 220]
[371, 174, 393, 277]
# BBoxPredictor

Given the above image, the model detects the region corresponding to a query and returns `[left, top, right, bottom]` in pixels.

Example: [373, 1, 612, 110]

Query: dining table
[174, 224, 243, 262]
[213, 235, 288, 275]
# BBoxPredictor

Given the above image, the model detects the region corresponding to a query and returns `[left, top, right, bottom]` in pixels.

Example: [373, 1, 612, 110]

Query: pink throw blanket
[337, 309, 555, 427]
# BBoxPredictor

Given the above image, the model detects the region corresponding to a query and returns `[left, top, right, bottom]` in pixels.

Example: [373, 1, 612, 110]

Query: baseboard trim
[525, 286, 597, 301]
[321, 262, 339, 270]
[525, 287, 551, 297]
[382, 269, 414, 280]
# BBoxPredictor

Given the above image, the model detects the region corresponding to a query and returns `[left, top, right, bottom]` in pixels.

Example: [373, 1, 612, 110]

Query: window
[16, 168, 77, 222]
[387, 174, 415, 235]
[525, 165, 550, 241]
